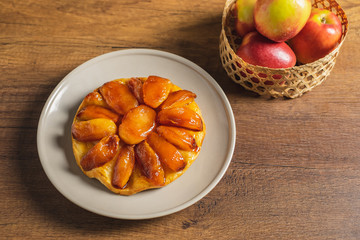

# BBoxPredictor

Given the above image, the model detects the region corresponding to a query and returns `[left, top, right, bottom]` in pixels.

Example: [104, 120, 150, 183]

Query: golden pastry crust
[71, 77, 206, 195]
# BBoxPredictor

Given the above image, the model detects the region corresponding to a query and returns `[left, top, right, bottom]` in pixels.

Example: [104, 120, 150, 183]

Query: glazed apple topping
[143, 75, 171, 108]
[71, 76, 204, 189]
[118, 105, 156, 145]
[80, 135, 120, 171]
[72, 118, 117, 142]
[156, 126, 198, 151]
[135, 140, 165, 186]
[77, 105, 120, 123]
[112, 145, 136, 189]
[100, 81, 139, 115]
[157, 107, 203, 131]
[147, 132, 186, 172]
[82, 91, 108, 108]
[127, 78, 144, 104]
[159, 90, 196, 110]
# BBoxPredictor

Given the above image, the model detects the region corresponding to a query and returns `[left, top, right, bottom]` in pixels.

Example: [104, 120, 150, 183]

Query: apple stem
[321, 17, 326, 24]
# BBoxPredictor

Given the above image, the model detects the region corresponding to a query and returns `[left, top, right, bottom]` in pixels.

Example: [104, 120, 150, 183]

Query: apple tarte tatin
[71, 76, 206, 195]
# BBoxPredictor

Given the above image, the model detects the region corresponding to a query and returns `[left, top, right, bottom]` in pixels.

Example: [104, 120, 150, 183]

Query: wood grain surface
[1, 0, 360, 239]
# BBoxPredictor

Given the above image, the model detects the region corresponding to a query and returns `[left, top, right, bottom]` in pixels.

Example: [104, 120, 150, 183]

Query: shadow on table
[160, 12, 261, 100]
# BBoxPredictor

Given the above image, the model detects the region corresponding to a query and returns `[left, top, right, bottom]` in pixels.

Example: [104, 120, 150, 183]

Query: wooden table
[1, 0, 359, 239]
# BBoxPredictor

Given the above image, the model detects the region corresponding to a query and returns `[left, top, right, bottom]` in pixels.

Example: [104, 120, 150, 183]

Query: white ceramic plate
[37, 49, 236, 219]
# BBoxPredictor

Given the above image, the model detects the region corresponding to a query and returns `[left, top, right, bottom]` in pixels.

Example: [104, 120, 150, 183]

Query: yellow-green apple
[233, 0, 257, 37]
[236, 31, 296, 68]
[288, 8, 342, 64]
[254, 0, 311, 42]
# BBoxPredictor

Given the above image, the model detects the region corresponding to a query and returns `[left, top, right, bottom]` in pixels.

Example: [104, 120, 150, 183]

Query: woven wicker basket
[219, 0, 348, 98]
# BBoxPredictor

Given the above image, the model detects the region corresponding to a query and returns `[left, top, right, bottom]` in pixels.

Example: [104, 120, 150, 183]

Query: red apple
[236, 31, 296, 68]
[288, 8, 342, 64]
[233, 0, 257, 37]
[254, 0, 312, 42]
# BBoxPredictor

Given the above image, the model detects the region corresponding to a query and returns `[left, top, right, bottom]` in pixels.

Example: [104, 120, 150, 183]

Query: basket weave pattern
[219, 0, 348, 98]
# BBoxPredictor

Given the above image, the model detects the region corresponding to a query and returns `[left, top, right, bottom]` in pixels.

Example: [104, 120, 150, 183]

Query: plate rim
[37, 48, 236, 219]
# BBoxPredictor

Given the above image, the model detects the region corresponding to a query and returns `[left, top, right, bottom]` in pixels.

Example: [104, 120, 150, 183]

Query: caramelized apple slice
[143, 75, 171, 108]
[157, 126, 197, 151]
[147, 132, 186, 172]
[82, 91, 108, 108]
[77, 105, 120, 123]
[157, 107, 203, 131]
[80, 135, 120, 171]
[118, 105, 156, 145]
[100, 81, 138, 115]
[127, 78, 144, 104]
[159, 90, 196, 110]
[112, 145, 135, 189]
[72, 118, 117, 142]
[135, 141, 165, 186]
